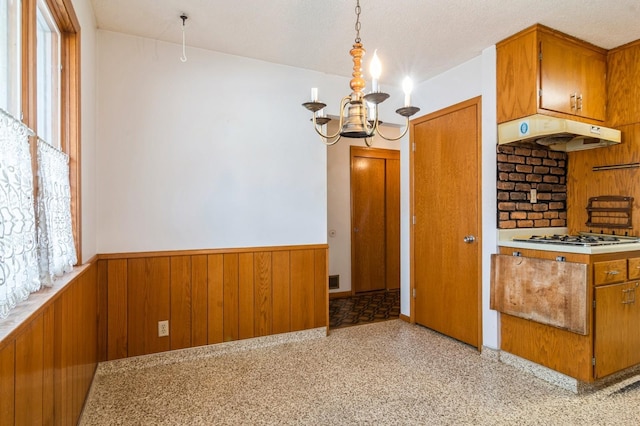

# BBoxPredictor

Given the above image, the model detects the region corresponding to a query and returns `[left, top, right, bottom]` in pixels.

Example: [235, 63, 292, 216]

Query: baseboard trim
[399, 314, 411, 323]
[329, 291, 353, 299]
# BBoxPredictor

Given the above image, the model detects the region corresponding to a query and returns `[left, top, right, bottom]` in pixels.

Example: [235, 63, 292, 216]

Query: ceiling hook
[180, 14, 188, 62]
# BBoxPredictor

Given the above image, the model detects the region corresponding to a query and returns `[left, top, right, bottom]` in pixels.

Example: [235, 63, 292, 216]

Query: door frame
[350, 146, 400, 295]
[409, 96, 483, 349]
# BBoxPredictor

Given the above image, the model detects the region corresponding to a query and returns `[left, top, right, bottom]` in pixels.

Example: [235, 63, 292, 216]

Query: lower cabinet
[496, 247, 640, 382]
[594, 280, 640, 378]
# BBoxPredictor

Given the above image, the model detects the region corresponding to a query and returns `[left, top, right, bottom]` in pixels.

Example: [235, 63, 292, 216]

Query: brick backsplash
[497, 145, 567, 229]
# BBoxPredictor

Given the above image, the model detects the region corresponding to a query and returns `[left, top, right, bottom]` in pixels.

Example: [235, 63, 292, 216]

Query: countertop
[498, 227, 640, 255]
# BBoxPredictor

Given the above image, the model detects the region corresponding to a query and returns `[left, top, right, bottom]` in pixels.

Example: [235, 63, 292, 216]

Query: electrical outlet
[530, 188, 537, 203]
[158, 320, 169, 337]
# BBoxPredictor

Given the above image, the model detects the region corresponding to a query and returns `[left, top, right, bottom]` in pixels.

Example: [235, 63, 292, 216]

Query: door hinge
[592, 357, 596, 366]
[412, 142, 416, 152]
[593, 300, 596, 309]
[539, 52, 543, 61]
[538, 89, 543, 98]
[413, 288, 416, 298]
[412, 216, 416, 225]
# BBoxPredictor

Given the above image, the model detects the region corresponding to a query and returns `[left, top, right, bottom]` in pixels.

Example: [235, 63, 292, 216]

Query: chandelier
[302, 0, 420, 146]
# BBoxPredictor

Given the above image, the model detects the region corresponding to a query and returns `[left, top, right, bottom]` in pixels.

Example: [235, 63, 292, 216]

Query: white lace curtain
[0, 108, 40, 319]
[37, 138, 77, 285]
[0, 108, 76, 319]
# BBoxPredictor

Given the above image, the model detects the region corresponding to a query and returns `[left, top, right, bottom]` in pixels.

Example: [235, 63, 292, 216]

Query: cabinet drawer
[629, 258, 640, 280]
[594, 260, 628, 285]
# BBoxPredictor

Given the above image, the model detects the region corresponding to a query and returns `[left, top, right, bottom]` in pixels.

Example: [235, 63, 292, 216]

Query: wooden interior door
[411, 97, 482, 348]
[351, 147, 400, 293]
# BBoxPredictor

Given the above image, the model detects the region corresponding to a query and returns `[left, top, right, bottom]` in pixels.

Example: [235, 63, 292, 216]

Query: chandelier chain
[354, 0, 361, 43]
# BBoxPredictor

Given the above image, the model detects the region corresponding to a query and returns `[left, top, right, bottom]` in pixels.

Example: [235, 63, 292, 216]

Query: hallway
[81, 320, 640, 425]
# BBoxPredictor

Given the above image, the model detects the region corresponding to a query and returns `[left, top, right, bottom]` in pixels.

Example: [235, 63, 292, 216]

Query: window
[0, 0, 21, 117]
[36, 0, 60, 148]
[0, 0, 80, 318]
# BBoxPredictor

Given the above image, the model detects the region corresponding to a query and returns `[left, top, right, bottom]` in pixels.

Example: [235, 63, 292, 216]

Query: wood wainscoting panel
[107, 259, 128, 360]
[170, 256, 192, 350]
[272, 251, 291, 334]
[0, 262, 100, 425]
[127, 257, 171, 357]
[0, 341, 15, 425]
[207, 254, 224, 344]
[15, 314, 45, 425]
[42, 305, 55, 422]
[191, 255, 209, 347]
[223, 254, 240, 342]
[291, 250, 316, 331]
[314, 249, 328, 328]
[101, 245, 327, 360]
[254, 252, 273, 337]
[239, 253, 255, 340]
[97, 260, 108, 362]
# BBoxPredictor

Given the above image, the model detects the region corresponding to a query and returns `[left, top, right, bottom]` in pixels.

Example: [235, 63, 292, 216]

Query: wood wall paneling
[127, 257, 171, 357]
[15, 314, 44, 425]
[170, 256, 192, 350]
[254, 252, 273, 337]
[0, 342, 15, 426]
[97, 260, 108, 361]
[191, 255, 209, 347]
[42, 305, 55, 423]
[238, 253, 255, 340]
[207, 254, 224, 344]
[223, 254, 240, 342]
[567, 124, 640, 234]
[314, 249, 328, 328]
[272, 251, 291, 334]
[107, 259, 128, 360]
[290, 250, 315, 331]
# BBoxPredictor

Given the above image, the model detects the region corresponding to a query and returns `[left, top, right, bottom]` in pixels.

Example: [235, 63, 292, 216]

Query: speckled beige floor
[80, 320, 640, 425]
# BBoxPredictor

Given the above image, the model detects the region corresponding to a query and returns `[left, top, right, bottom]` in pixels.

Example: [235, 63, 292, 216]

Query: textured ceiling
[90, 0, 640, 86]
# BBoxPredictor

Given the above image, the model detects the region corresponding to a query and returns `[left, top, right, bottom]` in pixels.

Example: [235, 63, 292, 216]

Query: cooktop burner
[513, 232, 640, 246]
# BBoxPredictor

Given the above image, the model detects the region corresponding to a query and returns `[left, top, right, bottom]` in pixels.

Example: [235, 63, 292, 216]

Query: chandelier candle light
[302, 0, 420, 146]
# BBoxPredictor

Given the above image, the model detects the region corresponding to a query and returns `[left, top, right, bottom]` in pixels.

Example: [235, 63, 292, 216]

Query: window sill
[0, 263, 90, 344]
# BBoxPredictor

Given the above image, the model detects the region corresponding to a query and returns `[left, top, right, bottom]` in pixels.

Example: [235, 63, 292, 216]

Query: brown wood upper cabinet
[497, 24, 607, 124]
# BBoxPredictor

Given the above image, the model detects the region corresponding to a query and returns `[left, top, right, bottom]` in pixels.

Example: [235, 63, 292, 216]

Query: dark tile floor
[329, 289, 400, 329]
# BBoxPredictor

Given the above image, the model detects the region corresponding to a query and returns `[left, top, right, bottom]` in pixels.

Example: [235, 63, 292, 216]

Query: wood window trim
[21, 0, 82, 262]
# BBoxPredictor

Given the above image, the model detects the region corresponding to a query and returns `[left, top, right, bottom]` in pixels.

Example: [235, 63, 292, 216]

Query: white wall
[70, 0, 98, 262]
[96, 31, 349, 253]
[95, 29, 499, 347]
[408, 49, 499, 348]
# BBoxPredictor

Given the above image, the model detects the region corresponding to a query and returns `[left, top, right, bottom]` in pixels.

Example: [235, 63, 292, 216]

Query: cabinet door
[539, 34, 606, 121]
[540, 35, 578, 116]
[576, 53, 606, 121]
[594, 281, 640, 378]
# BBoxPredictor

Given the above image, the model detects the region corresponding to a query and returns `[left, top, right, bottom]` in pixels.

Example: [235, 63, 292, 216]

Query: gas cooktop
[512, 232, 640, 247]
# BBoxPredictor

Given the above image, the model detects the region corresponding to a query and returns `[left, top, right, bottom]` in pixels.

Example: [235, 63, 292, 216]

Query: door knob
[463, 235, 476, 244]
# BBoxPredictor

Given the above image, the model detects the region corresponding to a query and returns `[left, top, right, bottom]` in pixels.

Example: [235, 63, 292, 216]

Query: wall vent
[329, 275, 339, 289]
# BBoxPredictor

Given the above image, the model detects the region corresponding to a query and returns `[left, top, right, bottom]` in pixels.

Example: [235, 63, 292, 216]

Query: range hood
[498, 114, 621, 152]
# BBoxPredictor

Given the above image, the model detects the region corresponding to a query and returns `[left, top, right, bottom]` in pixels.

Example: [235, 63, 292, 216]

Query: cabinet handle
[577, 94, 583, 111]
[622, 283, 639, 305]
[606, 270, 620, 275]
[570, 93, 577, 111]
